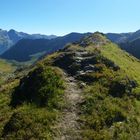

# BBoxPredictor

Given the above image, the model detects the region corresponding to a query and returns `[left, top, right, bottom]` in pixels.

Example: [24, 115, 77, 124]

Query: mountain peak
[8, 29, 17, 33]
[80, 32, 110, 47]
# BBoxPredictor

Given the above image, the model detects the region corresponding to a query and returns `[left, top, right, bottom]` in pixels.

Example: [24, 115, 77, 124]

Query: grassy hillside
[0, 33, 140, 139]
[78, 34, 140, 139]
[0, 59, 15, 73]
[42, 33, 140, 139]
[120, 39, 140, 59]
[0, 59, 16, 85]
[101, 43, 140, 91]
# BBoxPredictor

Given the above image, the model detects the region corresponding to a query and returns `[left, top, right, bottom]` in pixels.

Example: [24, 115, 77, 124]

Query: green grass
[7, 53, 44, 68]
[101, 43, 140, 86]
[77, 36, 140, 139]
[0, 80, 19, 136]
[0, 59, 16, 84]
[1, 63, 65, 139]
[0, 92, 12, 135]
[18, 51, 47, 66]
[0, 51, 66, 139]
[85, 35, 140, 94]
[2, 104, 60, 139]
[79, 58, 140, 139]
[0, 59, 15, 73]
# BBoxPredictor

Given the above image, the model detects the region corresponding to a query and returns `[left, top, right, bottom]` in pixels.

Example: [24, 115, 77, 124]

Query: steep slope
[120, 38, 140, 59]
[101, 42, 140, 87]
[106, 29, 140, 59]
[106, 29, 140, 43]
[0, 29, 13, 54]
[1, 39, 50, 62]
[0, 29, 57, 54]
[0, 65, 65, 139]
[106, 32, 132, 43]
[44, 33, 140, 139]
[1, 33, 90, 62]
[1, 33, 140, 140]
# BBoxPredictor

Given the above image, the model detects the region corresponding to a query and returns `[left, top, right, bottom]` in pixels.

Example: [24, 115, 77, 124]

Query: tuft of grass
[11, 64, 65, 108]
[79, 67, 140, 140]
[2, 104, 60, 139]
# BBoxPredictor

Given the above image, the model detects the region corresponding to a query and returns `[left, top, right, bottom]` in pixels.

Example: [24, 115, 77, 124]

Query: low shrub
[2, 106, 58, 139]
[11, 64, 64, 107]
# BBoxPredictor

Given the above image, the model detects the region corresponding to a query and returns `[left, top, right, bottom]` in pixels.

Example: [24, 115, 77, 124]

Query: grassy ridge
[43, 36, 140, 139]
[78, 39, 140, 139]
[101, 43, 140, 86]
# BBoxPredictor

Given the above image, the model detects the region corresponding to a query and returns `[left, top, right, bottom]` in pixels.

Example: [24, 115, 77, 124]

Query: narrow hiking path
[54, 75, 83, 140]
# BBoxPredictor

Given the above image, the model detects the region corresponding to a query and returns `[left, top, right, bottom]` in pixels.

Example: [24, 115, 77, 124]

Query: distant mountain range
[119, 38, 140, 59]
[106, 29, 140, 43]
[0, 29, 57, 54]
[1, 32, 90, 62]
[106, 30, 140, 59]
[1, 28, 140, 63]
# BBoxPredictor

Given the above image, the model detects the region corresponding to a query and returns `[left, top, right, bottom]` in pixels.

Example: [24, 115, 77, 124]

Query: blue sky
[0, 0, 139, 35]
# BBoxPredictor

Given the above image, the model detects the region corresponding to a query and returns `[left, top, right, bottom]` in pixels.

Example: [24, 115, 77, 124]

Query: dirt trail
[54, 76, 83, 140]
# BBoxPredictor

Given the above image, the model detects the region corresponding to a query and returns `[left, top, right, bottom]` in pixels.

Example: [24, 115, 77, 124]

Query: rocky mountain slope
[0, 33, 140, 139]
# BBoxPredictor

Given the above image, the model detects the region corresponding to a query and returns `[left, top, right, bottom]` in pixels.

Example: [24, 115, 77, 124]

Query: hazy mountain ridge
[2, 28, 140, 64]
[106, 29, 140, 59]
[0, 32, 91, 62]
[106, 29, 140, 43]
[0, 29, 57, 54]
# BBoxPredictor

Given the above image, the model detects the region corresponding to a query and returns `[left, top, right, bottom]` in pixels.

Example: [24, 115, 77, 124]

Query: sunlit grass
[101, 43, 140, 91]
[0, 59, 15, 73]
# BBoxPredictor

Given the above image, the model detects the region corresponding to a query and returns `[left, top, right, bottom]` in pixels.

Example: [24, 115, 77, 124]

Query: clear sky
[0, 0, 139, 35]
